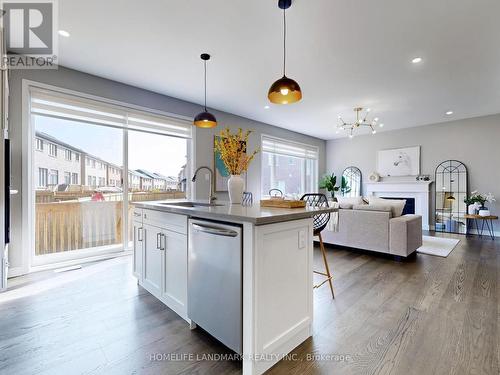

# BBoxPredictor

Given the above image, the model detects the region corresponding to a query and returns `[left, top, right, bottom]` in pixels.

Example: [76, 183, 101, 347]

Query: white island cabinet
[132, 200, 336, 375]
[133, 207, 188, 320]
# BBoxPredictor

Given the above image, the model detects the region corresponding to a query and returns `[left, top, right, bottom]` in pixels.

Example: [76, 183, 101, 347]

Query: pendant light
[268, 0, 302, 105]
[194, 53, 217, 128]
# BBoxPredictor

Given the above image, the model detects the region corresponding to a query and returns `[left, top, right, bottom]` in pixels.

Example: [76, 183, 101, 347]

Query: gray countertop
[133, 199, 337, 225]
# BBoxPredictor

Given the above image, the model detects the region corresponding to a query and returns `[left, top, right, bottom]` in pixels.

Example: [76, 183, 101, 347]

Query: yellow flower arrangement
[214, 128, 259, 175]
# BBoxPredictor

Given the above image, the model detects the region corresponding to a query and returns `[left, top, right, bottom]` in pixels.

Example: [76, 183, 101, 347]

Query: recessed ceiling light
[379, 123, 384, 128]
[412, 57, 422, 64]
[58, 30, 70, 37]
[445, 110, 453, 115]
[264, 105, 270, 109]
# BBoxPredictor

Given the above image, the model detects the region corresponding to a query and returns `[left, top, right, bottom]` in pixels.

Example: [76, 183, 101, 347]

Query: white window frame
[64, 149, 72, 161]
[260, 134, 319, 198]
[48, 143, 57, 157]
[49, 169, 58, 185]
[21, 80, 195, 274]
[36, 138, 43, 151]
[71, 172, 78, 185]
[38, 167, 48, 188]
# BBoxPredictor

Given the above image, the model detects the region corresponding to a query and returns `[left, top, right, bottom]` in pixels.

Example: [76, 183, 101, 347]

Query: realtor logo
[1, 0, 58, 69]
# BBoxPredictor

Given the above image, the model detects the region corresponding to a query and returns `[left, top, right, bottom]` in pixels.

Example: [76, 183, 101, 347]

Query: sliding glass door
[29, 86, 192, 266]
[127, 130, 188, 248]
[32, 115, 124, 262]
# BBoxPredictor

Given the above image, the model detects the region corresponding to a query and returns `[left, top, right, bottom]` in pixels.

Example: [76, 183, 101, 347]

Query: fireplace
[365, 180, 433, 230]
[381, 197, 415, 215]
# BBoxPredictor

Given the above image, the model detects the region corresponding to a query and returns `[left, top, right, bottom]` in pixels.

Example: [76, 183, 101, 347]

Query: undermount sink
[159, 201, 224, 208]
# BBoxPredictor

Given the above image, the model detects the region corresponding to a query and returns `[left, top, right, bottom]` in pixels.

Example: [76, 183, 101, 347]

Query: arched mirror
[342, 166, 362, 197]
[435, 160, 468, 234]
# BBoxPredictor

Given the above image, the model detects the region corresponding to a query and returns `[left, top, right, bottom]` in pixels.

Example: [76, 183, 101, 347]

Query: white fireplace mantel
[365, 180, 433, 230]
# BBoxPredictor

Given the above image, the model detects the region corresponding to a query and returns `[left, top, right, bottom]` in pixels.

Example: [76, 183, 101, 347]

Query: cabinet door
[142, 224, 163, 299]
[162, 229, 188, 318]
[132, 221, 143, 281]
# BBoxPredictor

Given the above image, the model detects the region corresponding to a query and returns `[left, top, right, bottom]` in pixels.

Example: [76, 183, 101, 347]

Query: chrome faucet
[192, 166, 217, 204]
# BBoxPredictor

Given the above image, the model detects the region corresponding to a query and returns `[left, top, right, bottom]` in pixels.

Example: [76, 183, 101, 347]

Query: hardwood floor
[1, 233, 498, 375]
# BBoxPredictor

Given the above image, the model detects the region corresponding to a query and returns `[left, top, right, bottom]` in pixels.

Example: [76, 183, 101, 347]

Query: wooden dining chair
[300, 193, 334, 299]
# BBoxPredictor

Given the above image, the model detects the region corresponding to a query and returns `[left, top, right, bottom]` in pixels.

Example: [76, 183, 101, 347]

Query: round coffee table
[465, 214, 498, 240]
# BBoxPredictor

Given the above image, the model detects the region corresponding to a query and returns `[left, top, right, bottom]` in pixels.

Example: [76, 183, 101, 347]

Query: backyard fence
[34, 191, 186, 255]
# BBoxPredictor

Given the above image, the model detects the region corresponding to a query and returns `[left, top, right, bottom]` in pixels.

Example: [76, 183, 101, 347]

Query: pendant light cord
[283, 7, 286, 77]
[204, 59, 207, 111]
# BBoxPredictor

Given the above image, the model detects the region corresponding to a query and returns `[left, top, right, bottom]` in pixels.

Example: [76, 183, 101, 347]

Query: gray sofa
[322, 206, 422, 257]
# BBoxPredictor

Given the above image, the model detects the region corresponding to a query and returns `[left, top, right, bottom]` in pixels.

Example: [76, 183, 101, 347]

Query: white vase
[228, 175, 244, 204]
[479, 208, 490, 217]
[468, 205, 477, 215]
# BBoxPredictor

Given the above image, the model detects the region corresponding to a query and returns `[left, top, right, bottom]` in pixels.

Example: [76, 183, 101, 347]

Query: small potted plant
[320, 173, 350, 201]
[464, 191, 496, 215]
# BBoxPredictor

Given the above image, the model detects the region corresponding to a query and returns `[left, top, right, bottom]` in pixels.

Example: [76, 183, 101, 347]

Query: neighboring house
[136, 169, 167, 191]
[128, 170, 141, 191]
[34, 132, 82, 189]
[152, 172, 169, 191]
[178, 164, 187, 192]
[135, 170, 153, 191]
[34, 132, 179, 192]
[165, 176, 178, 191]
[107, 163, 122, 187]
[82, 154, 108, 188]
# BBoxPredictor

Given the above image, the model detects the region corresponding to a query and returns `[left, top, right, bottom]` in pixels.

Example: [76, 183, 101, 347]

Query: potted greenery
[464, 191, 496, 215]
[319, 173, 350, 201]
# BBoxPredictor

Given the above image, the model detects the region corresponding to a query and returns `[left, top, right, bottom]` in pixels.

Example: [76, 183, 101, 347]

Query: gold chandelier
[337, 107, 383, 138]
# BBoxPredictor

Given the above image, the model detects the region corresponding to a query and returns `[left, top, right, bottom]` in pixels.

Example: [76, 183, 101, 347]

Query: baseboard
[429, 225, 499, 238]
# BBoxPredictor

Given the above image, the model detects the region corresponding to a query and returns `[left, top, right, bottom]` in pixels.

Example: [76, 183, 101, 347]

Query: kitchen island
[132, 200, 336, 375]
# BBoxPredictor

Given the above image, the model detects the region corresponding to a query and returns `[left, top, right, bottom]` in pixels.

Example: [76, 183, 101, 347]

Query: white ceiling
[57, 0, 500, 140]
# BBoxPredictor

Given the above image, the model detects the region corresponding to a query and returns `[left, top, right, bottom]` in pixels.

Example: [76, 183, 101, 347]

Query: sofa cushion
[337, 196, 365, 206]
[367, 197, 406, 217]
[353, 204, 393, 217]
[339, 203, 354, 209]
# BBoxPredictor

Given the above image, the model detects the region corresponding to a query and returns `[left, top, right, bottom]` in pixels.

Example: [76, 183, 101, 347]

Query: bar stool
[301, 193, 334, 299]
[242, 191, 253, 206]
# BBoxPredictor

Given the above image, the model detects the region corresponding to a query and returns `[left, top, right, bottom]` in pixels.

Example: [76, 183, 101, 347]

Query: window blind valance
[261, 135, 319, 160]
[30, 88, 192, 139]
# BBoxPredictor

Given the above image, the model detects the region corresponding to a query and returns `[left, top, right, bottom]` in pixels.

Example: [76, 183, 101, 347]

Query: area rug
[417, 236, 460, 257]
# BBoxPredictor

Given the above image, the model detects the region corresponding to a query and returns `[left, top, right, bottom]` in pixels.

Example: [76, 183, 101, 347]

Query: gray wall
[8, 67, 325, 272]
[326, 114, 500, 229]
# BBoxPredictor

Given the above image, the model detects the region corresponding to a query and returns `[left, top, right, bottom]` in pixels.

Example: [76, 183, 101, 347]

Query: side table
[465, 214, 498, 240]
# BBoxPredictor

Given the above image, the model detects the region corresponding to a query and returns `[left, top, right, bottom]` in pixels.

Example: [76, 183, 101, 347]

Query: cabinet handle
[160, 233, 166, 251]
[133, 212, 141, 217]
[138, 227, 143, 242]
[156, 232, 161, 249]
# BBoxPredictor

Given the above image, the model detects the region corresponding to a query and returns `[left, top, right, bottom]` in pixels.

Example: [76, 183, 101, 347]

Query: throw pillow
[367, 197, 406, 217]
[337, 196, 364, 206]
[353, 204, 393, 216]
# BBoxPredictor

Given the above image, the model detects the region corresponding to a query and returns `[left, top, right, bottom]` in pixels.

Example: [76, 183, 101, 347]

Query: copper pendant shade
[193, 111, 217, 128]
[268, 75, 302, 104]
[193, 53, 217, 128]
[268, 0, 302, 105]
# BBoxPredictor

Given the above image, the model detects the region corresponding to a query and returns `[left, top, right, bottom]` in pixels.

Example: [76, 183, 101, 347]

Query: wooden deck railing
[36, 190, 185, 203]
[34, 191, 186, 255]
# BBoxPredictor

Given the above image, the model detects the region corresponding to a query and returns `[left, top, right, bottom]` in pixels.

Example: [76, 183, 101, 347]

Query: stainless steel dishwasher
[188, 218, 242, 354]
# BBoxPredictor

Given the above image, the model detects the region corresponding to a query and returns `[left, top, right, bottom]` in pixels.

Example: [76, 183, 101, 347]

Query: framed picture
[214, 136, 247, 192]
[377, 146, 420, 176]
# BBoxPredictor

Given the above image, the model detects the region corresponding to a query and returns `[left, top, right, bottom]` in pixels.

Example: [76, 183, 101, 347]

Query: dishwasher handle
[191, 223, 239, 237]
